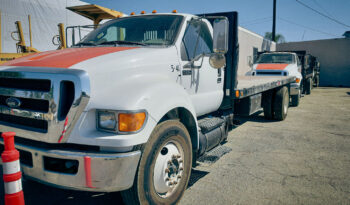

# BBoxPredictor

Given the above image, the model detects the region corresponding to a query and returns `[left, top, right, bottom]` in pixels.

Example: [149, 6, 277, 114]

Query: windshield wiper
[75, 42, 97, 47]
[98, 40, 147, 46]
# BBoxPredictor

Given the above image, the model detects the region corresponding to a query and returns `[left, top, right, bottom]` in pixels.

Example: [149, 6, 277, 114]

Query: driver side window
[181, 20, 213, 61]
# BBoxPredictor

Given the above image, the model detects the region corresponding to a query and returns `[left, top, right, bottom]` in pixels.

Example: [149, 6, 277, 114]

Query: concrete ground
[0, 87, 349, 205]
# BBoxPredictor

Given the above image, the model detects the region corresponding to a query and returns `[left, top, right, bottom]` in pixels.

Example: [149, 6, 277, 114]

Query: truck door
[178, 19, 224, 116]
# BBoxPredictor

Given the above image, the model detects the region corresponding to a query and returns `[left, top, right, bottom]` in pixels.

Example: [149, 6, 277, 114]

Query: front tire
[273, 86, 289, 121]
[122, 120, 192, 205]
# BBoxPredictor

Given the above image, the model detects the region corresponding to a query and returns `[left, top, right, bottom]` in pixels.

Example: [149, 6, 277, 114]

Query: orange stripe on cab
[2, 47, 138, 68]
[256, 64, 288, 70]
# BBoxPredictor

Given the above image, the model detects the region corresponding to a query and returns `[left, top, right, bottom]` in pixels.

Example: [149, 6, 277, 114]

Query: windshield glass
[256, 53, 295, 64]
[78, 15, 183, 46]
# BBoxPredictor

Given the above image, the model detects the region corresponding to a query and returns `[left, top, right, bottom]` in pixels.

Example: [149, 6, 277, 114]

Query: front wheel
[122, 120, 192, 205]
[273, 86, 289, 121]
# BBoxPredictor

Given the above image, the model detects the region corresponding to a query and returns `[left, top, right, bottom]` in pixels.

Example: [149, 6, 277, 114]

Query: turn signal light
[152, 10, 157, 13]
[130, 12, 135, 15]
[295, 78, 301, 83]
[172, 10, 177, 13]
[235, 90, 239, 98]
[119, 112, 146, 132]
[141, 11, 146, 14]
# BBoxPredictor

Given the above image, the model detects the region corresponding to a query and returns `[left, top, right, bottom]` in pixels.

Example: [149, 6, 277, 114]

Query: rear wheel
[305, 78, 312, 95]
[314, 75, 320, 87]
[273, 86, 289, 121]
[262, 91, 274, 119]
[121, 120, 192, 205]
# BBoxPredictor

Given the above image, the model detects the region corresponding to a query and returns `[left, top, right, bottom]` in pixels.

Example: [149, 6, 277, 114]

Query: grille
[0, 78, 51, 92]
[0, 113, 48, 133]
[0, 95, 49, 112]
[256, 71, 282, 75]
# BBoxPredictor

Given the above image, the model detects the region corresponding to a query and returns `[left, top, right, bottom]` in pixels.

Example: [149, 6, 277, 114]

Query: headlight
[97, 111, 117, 132]
[96, 110, 147, 134]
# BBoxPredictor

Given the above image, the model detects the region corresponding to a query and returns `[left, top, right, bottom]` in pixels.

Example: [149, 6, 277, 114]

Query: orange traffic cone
[1, 132, 25, 205]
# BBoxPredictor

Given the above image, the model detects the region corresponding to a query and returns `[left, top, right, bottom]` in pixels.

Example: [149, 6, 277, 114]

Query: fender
[68, 73, 199, 148]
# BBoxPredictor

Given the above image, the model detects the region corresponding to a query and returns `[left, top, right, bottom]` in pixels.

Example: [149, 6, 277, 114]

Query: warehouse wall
[277, 38, 350, 87]
[0, 0, 91, 53]
[237, 26, 276, 76]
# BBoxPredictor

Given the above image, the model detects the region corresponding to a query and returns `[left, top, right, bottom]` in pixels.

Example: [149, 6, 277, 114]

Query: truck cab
[251, 52, 302, 106]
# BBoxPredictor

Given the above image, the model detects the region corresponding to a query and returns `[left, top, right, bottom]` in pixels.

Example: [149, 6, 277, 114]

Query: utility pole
[272, 0, 276, 42]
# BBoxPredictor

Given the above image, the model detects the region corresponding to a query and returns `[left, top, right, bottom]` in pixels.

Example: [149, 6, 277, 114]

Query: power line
[295, 0, 350, 28]
[278, 17, 339, 37]
[241, 18, 272, 26]
[310, 0, 335, 19]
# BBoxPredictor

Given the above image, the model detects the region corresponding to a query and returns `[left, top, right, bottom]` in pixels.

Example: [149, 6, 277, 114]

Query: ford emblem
[6, 97, 21, 108]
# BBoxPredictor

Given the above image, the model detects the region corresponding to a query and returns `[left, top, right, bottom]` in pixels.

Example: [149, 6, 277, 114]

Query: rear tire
[314, 75, 319, 87]
[121, 120, 192, 205]
[290, 91, 300, 107]
[305, 78, 312, 95]
[273, 86, 289, 121]
[262, 91, 274, 119]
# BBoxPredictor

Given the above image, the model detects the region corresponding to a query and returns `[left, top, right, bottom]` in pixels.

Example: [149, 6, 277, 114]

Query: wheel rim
[153, 140, 184, 198]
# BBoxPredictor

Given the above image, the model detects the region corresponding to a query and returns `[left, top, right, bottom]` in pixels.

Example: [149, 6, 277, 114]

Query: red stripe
[2, 47, 138, 68]
[84, 156, 95, 188]
[3, 172, 21, 182]
[256, 64, 289, 70]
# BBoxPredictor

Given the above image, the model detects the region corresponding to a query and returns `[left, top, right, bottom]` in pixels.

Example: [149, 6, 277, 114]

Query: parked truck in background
[251, 52, 302, 106]
[0, 11, 295, 204]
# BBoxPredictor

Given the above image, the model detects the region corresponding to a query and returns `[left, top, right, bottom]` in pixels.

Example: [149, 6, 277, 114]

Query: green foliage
[264, 32, 286, 43]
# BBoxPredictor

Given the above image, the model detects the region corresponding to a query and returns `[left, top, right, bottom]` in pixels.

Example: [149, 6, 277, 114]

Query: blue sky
[84, 0, 350, 42]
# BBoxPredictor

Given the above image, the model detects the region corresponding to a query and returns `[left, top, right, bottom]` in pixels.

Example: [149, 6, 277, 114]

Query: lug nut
[179, 159, 183, 163]
[179, 167, 184, 171]
[165, 168, 170, 173]
[177, 175, 182, 179]
[168, 160, 172, 165]
[172, 155, 177, 159]
[176, 155, 181, 158]
[165, 177, 170, 181]
[174, 181, 178, 185]
[168, 182, 173, 186]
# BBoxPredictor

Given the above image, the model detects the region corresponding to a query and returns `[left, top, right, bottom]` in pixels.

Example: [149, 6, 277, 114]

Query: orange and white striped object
[1, 132, 25, 205]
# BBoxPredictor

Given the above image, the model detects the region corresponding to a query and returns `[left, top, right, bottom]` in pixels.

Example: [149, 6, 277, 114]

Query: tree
[264, 32, 286, 43]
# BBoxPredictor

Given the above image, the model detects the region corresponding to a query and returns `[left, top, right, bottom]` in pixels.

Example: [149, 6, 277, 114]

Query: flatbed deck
[234, 76, 295, 99]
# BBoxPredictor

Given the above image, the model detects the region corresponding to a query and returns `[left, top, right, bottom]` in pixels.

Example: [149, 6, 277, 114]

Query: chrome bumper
[0, 140, 141, 192]
[290, 83, 300, 96]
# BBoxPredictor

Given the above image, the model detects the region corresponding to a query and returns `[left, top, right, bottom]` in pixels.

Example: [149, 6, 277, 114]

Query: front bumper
[0, 140, 141, 192]
[290, 83, 300, 96]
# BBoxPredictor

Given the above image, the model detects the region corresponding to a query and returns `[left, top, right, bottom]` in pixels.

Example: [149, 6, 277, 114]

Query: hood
[2, 47, 139, 68]
[255, 63, 289, 70]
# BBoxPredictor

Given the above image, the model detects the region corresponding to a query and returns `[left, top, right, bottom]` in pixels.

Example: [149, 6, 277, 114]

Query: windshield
[78, 15, 184, 46]
[256, 53, 295, 64]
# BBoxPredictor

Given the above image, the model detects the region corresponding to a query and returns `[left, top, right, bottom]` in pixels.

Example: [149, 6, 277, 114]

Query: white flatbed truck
[0, 11, 295, 204]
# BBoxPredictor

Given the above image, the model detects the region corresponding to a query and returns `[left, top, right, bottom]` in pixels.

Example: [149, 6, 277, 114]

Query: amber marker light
[130, 12, 135, 15]
[141, 11, 146, 14]
[119, 112, 146, 132]
[152, 10, 157, 13]
[295, 78, 301, 83]
[172, 10, 177, 13]
[235, 90, 239, 98]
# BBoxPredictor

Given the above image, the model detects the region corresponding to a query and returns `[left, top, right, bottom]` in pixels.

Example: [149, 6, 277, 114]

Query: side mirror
[213, 18, 229, 54]
[209, 53, 226, 69]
